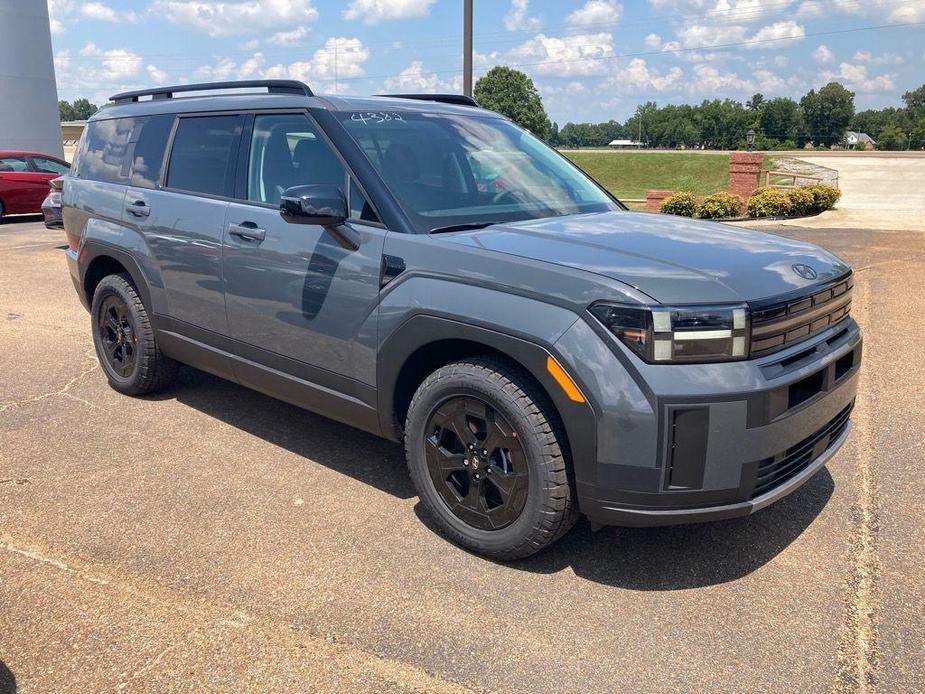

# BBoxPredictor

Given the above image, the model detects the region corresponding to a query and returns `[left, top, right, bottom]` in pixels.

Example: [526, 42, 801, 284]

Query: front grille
[750, 275, 853, 357]
[751, 401, 853, 499]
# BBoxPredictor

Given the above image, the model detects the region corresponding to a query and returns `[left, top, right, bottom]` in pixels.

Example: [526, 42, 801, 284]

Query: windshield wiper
[428, 221, 498, 234]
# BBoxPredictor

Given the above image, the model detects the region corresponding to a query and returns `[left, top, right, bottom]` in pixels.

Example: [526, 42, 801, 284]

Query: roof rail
[377, 93, 480, 107]
[109, 80, 313, 104]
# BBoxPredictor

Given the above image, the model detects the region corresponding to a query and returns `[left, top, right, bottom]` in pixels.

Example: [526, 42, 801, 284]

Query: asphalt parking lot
[1, 217, 923, 692]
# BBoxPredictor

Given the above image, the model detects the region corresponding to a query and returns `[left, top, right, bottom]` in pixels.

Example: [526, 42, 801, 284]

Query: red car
[0, 151, 70, 222]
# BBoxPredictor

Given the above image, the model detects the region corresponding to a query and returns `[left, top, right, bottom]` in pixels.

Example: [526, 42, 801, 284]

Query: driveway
[779, 153, 925, 231]
[1, 218, 924, 692]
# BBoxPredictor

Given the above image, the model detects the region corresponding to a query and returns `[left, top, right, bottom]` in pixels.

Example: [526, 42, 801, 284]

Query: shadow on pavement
[0, 214, 43, 226]
[0, 660, 15, 694]
[162, 367, 414, 499]
[161, 367, 833, 589]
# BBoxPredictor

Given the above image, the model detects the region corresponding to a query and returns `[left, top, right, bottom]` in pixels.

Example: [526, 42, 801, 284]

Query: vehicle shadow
[0, 660, 15, 694]
[0, 213, 43, 226]
[414, 467, 835, 590]
[159, 367, 414, 500]
[161, 367, 834, 589]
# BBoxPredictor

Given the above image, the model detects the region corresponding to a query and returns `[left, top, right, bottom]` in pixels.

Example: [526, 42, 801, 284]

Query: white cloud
[270, 26, 308, 46]
[193, 56, 237, 81]
[146, 64, 168, 83]
[383, 61, 461, 92]
[78, 42, 144, 80]
[342, 0, 435, 24]
[48, 0, 75, 33]
[812, 44, 834, 64]
[853, 50, 903, 65]
[154, 0, 318, 37]
[54, 49, 71, 73]
[797, 0, 925, 22]
[567, 0, 622, 27]
[240, 39, 260, 51]
[507, 32, 615, 76]
[80, 2, 139, 22]
[608, 58, 683, 91]
[690, 63, 753, 91]
[504, 0, 541, 31]
[822, 62, 896, 92]
[754, 68, 785, 91]
[748, 20, 805, 48]
[678, 23, 747, 49]
[644, 33, 662, 50]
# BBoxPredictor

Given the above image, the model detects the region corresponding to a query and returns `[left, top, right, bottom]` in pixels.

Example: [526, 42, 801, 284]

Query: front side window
[0, 156, 28, 172]
[247, 113, 346, 205]
[166, 115, 242, 197]
[29, 157, 70, 174]
[335, 111, 617, 232]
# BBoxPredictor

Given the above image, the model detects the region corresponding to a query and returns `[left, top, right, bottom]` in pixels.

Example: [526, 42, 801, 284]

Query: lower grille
[751, 402, 853, 499]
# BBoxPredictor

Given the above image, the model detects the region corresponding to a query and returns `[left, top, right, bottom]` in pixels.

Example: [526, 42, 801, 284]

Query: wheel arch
[81, 243, 153, 314]
[377, 315, 598, 490]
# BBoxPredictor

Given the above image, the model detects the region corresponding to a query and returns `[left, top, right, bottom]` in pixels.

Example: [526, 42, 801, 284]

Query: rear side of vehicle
[0, 151, 69, 220]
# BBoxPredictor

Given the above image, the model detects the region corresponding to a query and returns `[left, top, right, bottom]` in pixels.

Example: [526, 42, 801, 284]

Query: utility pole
[463, 0, 473, 97]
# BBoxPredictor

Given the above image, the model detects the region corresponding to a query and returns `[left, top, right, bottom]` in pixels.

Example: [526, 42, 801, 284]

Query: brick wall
[645, 190, 674, 212]
[728, 152, 764, 199]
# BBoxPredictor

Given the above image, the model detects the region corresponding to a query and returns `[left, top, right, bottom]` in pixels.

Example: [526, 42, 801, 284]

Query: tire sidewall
[90, 276, 143, 389]
[406, 371, 558, 555]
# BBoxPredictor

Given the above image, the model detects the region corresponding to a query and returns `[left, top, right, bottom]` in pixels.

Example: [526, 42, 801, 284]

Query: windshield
[334, 110, 619, 232]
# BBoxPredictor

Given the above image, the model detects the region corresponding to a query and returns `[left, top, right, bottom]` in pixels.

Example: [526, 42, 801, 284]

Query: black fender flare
[79, 240, 154, 314]
[376, 314, 598, 489]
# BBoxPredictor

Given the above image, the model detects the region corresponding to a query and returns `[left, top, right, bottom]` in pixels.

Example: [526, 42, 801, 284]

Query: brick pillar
[728, 152, 764, 199]
[646, 190, 674, 212]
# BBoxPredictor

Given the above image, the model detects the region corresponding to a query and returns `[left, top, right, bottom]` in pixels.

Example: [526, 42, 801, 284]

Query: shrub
[801, 184, 841, 213]
[660, 191, 697, 217]
[747, 188, 792, 218]
[696, 192, 744, 219]
[787, 187, 815, 216]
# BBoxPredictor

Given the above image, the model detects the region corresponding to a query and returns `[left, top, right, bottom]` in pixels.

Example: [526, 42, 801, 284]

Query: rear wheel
[405, 357, 577, 560]
[0, 199, 5, 223]
[91, 273, 178, 395]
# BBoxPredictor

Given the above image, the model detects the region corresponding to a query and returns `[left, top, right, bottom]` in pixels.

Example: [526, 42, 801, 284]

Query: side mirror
[280, 184, 348, 227]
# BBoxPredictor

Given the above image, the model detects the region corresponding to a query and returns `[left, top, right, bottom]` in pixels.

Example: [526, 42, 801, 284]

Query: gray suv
[62, 80, 861, 560]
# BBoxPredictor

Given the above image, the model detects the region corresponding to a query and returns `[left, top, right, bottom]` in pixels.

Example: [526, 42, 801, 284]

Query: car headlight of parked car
[589, 302, 749, 363]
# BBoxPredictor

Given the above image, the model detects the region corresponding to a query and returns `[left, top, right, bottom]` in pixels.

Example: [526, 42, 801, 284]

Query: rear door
[0, 155, 46, 213]
[222, 111, 386, 397]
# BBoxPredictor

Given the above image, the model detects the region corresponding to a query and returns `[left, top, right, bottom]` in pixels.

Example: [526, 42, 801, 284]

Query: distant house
[845, 131, 876, 149]
[607, 139, 643, 149]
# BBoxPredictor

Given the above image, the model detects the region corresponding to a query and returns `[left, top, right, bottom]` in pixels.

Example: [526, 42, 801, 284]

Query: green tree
[759, 97, 799, 143]
[902, 84, 925, 116]
[549, 121, 560, 146]
[747, 93, 765, 111]
[877, 124, 907, 150]
[58, 100, 76, 121]
[800, 82, 854, 147]
[474, 66, 550, 139]
[71, 97, 99, 121]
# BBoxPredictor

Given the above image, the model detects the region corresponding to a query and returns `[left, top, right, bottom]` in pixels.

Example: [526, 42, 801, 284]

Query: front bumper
[553, 315, 861, 527]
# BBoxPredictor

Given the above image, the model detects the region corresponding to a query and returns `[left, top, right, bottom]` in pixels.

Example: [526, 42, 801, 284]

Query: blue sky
[49, 0, 925, 123]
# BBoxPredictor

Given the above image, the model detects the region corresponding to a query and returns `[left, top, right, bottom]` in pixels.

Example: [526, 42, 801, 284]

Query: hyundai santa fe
[61, 80, 861, 560]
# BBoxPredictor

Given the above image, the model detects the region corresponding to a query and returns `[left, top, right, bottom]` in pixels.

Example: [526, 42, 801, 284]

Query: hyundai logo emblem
[792, 263, 818, 280]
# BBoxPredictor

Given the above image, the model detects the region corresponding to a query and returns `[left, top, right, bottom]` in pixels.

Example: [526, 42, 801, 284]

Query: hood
[439, 211, 850, 304]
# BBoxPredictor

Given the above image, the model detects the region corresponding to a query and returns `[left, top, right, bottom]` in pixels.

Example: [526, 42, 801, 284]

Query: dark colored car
[61, 81, 861, 560]
[42, 176, 65, 229]
[0, 151, 70, 222]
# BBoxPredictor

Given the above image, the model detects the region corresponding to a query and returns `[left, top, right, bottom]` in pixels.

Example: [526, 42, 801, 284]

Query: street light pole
[463, 0, 473, 97]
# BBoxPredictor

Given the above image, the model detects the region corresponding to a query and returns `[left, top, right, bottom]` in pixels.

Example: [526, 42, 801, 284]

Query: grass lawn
[562, 150, 779, 201]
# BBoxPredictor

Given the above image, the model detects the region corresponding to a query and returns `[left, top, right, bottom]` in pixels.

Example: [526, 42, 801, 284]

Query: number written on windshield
[350, 112, 405, 125]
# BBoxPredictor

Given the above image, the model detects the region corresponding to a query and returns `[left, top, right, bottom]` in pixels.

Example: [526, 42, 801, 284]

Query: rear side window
[79, 118, 134, 183]
[0, 156, 29, 172]
[128, 114, 174, 189]
[166, 115, 242, 197]
[30, 157, 70, 174]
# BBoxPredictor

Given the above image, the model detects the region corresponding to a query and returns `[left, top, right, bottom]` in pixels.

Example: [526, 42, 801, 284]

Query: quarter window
[166, 115, 242, 197]
[247, 113, 345, 205]
[129, 114, 174, 189]
[29, 157, 70, 174]
[79, 118, 134, 183]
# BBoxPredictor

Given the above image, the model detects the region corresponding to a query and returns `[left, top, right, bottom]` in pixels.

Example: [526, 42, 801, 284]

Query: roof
[607, 139, 642, 146]
[846, 131, 876, 145]
[0, 150, 66, 159]
[92, 81, 497, 122]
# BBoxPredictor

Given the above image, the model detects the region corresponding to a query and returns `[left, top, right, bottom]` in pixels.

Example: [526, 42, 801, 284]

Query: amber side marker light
[546, 356, 586, 403]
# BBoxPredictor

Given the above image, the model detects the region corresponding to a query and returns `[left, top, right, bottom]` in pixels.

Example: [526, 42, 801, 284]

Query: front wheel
[405, 357, 577, 560]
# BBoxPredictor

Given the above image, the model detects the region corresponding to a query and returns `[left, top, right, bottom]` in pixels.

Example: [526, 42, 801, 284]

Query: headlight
[589, 302, 749, 363]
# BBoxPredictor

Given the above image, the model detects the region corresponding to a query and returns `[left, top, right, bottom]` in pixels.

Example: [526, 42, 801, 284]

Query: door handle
[126, 200, 150, 217]
[228, 222, 266, 242]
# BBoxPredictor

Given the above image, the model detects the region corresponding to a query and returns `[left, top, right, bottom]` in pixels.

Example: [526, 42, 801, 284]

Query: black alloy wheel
[97, 294, 137, 378]
[424, 396, 529, 530]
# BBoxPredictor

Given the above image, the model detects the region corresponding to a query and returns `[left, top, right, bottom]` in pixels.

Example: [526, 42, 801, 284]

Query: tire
[0, 199, 5, 223]
[405, 356, 577, 560]
[90, 273, 178, 395]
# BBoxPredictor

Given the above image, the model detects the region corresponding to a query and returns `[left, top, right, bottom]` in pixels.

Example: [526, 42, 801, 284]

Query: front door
[222, 112, 386, 398]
